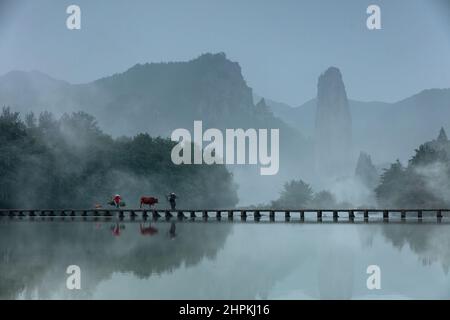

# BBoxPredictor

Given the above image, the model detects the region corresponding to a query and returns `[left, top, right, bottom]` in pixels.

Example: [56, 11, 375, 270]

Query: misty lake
[1, 216, 450, 300]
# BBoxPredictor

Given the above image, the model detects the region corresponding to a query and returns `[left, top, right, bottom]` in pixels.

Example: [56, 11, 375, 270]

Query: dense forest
[0, 107, 238, 209]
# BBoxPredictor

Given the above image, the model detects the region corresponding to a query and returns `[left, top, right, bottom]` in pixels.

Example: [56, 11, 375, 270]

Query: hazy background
[0, 0, 450, 106]
[3, 1, 450, 302]
[1, 0, 450, 206]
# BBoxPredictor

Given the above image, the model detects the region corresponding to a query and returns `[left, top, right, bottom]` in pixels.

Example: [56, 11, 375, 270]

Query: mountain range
[259, 88, 450, 164]
[0, 53, 295, 139]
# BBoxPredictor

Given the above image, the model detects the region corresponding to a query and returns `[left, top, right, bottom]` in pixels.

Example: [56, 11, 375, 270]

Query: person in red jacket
[112, 194, 122, 208]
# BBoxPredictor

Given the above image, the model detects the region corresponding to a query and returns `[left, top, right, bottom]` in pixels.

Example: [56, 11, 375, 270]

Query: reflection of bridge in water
[1, 208, 449, 222]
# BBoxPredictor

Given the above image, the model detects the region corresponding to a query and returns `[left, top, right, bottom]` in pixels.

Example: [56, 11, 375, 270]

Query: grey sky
[0, 0, 449, 106]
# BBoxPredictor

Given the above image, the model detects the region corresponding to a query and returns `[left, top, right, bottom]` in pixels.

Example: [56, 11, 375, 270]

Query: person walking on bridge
[166, 193, 177, 210]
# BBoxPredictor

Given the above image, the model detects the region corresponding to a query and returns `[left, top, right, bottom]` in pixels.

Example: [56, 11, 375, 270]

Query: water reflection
[169, 222, 176, 239]
[366, 223, 450, 274]
[0, 220, 231, 299]
[139, 223, 158, 236]
[1, 219, 450, 299]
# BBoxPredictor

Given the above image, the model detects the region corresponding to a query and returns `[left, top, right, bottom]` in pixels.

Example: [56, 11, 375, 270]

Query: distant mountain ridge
[0, 53, 293, 138]
[261, 88, 450, 163]
[0, 70, 70, 111]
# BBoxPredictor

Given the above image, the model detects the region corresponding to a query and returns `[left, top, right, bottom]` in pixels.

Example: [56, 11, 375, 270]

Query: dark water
[1, 216, 450, 299]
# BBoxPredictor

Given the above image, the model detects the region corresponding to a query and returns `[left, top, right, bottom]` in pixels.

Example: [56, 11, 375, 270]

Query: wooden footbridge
[0, 208, 449, 222]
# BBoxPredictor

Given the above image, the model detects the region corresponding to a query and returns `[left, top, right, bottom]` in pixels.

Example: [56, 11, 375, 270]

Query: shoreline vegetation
[0, 107, 238, 209]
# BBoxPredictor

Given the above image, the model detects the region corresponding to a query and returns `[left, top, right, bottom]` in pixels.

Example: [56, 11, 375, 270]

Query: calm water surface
[1, 216, 450, 299]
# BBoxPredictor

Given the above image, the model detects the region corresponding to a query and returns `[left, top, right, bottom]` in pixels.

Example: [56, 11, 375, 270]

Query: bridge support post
[437, 210, 443, 223]
[349, 210, 354, 220]
[190, 211, 196, 219]
[254, 210, 261, 219]
[216, 211, 221, 219]
[383, 210, 389, 220]
[152, 210, 160, 219]
[269, 211, 275, 221]
[202, 210, 208, 219]
[333, 211, 339, 220]
[418, 210, 423, 220]
[165, 210, 172, 219]
[285, 211, 290, 219]
[228, 210, 233, 220]
[241, 211, 247, 221]
[363, 210, 369, 220]
[177, 211, 185, 219]
[401, 210, 406, 220]
[317, 210, 322, 221]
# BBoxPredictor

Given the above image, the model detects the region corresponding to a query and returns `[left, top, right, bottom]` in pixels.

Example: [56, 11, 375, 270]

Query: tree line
[0, 107, 238, 209]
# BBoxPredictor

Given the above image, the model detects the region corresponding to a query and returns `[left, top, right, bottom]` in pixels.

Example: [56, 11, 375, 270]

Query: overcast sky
[0, 0, 449, 106]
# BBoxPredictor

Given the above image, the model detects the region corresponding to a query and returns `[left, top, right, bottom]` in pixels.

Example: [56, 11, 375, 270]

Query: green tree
[375, 160, 406, 207]
[312, 190, 336, 208]
[272, 179, 313, 208]
[375, 127, 450, 208]
[0, 107, 30, 207]
[409, 144, 447, 167]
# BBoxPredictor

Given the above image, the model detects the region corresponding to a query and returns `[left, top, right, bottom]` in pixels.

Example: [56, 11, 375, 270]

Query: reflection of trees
[0, 220, 231, 299]
[318, 247, 354, 299]
[366, 224, 450, 274]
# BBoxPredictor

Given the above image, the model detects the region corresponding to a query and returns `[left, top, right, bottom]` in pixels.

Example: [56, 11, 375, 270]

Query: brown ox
[140, 196, 159, 208]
